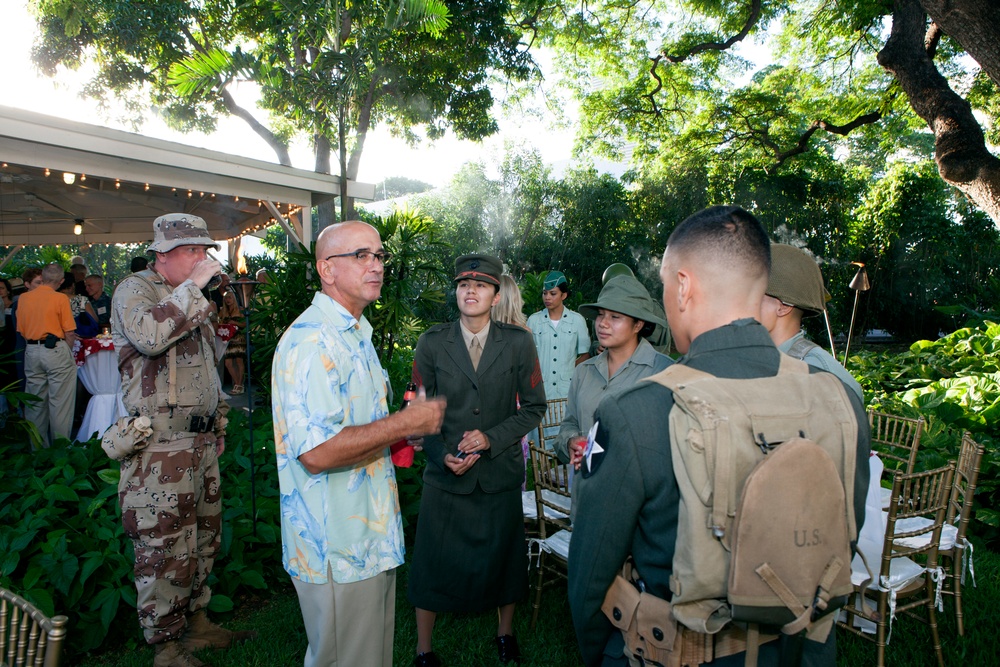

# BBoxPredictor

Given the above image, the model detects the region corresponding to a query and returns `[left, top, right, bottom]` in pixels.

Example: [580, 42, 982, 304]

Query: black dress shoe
[495, 634, 521, 664]
[413, 651, 441, 667]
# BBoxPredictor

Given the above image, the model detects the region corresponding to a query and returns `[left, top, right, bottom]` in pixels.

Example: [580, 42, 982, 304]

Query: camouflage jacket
[111, 269, 228, 439]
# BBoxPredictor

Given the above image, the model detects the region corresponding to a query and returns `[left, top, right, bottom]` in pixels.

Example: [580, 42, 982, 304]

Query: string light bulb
[44, 168, 51, 177]
[144, 183, 150, 191]
[62, 172, 75, 185]
[73, 219, 83, 235]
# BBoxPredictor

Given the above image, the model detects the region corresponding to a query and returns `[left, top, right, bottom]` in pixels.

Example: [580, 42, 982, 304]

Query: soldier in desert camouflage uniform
[111, 213, 254, 667]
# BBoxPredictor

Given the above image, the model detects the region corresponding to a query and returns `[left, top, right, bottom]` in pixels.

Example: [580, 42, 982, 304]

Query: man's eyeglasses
[325, 250, 393, 265]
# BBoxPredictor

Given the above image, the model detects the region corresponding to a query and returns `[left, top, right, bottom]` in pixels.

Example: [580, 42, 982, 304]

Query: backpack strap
[126, 270, 213, 414]
[785, 335, 820, 361]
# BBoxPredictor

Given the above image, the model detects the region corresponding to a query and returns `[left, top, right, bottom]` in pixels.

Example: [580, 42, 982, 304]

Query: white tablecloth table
[75, 341, 127, 441]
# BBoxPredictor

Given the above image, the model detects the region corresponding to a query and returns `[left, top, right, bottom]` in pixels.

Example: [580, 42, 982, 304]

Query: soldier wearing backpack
[567, 206, 870, 667]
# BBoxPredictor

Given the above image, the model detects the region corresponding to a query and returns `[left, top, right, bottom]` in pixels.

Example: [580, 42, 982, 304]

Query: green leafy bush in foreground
[850, 320, 1000, 545]
[0, 408, 282, 657]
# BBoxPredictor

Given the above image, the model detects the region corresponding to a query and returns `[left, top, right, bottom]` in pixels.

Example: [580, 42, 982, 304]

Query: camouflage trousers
[118, 433, 222, 644]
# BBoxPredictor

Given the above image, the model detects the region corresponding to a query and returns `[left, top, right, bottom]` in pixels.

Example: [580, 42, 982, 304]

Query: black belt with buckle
[189, 415, 216, 433]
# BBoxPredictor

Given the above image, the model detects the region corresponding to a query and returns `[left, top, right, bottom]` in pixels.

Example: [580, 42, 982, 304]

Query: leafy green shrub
[0, 407, 283, 659]
[853, 321, 1000, 545]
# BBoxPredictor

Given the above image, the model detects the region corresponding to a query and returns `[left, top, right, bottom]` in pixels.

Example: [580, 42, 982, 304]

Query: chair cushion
[891, 515, 959, 550]
[522, 490, 571, 521]
[855, 556, 924, 590]
[522, 490, 536, 519]
[543, 530, 572, 560]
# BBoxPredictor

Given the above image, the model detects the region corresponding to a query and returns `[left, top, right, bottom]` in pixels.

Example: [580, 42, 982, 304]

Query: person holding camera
[111, 213, 252, 667]
[16, 262, 78, 447]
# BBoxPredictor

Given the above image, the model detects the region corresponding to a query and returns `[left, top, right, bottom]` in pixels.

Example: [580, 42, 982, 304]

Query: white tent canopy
[0, 105, 374, 251]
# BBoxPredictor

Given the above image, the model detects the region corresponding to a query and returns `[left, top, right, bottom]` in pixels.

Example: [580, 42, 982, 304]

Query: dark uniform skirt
[407, 482, 527, 613]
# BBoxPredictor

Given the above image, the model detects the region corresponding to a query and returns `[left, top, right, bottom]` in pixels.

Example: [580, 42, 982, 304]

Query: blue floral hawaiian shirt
[271, 292, 403, 584]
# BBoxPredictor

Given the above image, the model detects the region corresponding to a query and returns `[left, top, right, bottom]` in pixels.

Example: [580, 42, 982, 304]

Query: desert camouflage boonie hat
[147, 213, 221, 253]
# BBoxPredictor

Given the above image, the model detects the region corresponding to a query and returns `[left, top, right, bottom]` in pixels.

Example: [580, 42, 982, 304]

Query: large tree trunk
[879, 0, 1000, 223]
[919, 0, 1000, 87]
[314, 134, 337, 234]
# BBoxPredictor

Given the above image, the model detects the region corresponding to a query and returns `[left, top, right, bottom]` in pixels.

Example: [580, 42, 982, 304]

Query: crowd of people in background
[1, 250, 256, 446]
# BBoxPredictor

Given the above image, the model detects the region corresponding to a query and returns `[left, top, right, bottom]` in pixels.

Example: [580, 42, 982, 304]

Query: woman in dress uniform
[408, 255, 546, 667]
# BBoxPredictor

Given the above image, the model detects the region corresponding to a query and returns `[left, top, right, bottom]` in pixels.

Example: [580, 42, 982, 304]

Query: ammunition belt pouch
[602, 564, 777, 667]
[151, 414, 217, 435]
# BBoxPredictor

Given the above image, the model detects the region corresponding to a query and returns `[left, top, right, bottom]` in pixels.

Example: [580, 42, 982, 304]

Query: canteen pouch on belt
[101, 416, 154, 461]
[602, 566, 678, 665]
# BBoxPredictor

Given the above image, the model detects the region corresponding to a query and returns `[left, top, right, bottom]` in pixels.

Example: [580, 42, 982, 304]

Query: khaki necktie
[469, 336, 482, 371]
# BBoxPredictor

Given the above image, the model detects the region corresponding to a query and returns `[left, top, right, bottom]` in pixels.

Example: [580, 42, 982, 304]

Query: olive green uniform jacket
[412, 319, 547, 493]
[567, 320, 870, 667]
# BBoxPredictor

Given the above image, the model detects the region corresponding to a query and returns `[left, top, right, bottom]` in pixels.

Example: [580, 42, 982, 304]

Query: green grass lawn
[79, 541, 998, 667]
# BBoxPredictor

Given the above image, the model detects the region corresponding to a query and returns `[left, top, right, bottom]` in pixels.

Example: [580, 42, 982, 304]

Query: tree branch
[178, 23, 291, 167]
[180, 25, 210, 56]
[662, 0, 762, 63]
[645, 55, 664, 116]
[881, 0, 1000, 222]
[219, 89, 292, 166]
[772, 111, 883, 166]
[919, 0, 1000, 87]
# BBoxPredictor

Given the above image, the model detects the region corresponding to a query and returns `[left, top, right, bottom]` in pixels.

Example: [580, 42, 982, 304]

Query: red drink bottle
[390, 382, 419, 467]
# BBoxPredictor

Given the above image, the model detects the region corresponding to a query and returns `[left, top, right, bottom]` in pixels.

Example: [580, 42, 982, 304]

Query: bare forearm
[298, 419, 399, 473]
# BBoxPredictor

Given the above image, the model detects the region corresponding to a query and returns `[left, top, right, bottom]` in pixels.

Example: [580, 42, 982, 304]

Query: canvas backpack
[648, 355, 860, 641]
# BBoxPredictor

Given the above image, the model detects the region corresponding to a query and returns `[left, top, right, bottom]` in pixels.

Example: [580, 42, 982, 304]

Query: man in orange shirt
[16, 262, 78, 447]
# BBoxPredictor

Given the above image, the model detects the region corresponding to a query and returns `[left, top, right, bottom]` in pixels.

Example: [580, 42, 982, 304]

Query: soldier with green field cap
[759, 243, 863, 402]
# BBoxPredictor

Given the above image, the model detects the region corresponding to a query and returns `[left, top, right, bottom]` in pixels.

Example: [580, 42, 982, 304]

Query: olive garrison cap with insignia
[766, 243, 830, 316]
[454, 254, 502, 286]
[579, 274, 668, 329]
[543, 270, 568, 290]
[147, 213, 221, 254]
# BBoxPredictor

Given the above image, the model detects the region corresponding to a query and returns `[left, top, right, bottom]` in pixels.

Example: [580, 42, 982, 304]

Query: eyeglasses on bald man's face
[324, 250, 392, 265]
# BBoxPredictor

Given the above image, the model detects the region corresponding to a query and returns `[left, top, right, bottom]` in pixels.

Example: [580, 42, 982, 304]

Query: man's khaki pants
[292, 568, 396, 667]
[24, 341, 76, 447]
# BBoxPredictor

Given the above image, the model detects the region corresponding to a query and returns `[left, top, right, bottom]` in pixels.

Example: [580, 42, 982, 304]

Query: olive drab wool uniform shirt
[112, 269, 228, 440]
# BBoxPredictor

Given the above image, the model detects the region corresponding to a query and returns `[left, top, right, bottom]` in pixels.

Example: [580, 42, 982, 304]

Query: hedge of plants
[852, 319, 1000, 544]
[0, 407, 282, 655]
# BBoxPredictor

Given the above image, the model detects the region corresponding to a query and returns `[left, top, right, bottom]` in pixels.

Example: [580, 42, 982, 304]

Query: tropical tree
[30, 0, 533, 223]
[532, 0, 1000, 222]
[366, 208, 451, 360]
[850, 161, 1000, 340]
